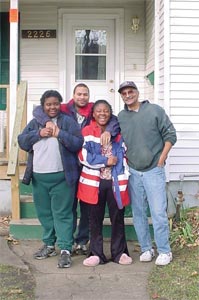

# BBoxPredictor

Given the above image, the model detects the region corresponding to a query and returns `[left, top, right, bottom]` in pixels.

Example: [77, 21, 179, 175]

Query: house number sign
[22, 30, 56, 39]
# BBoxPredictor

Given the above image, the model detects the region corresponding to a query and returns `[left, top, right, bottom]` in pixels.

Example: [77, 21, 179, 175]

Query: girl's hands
[107, 155, 118, 166]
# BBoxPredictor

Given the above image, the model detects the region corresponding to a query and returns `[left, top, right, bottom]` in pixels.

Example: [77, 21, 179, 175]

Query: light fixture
[131, 16, 140, 33]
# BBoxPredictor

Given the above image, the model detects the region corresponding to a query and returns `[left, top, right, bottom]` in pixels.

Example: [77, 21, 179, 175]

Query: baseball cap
[118, 81, 138, 93]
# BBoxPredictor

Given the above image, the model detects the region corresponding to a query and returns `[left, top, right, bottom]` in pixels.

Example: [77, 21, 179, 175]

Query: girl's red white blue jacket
[77, 120, 130, 209]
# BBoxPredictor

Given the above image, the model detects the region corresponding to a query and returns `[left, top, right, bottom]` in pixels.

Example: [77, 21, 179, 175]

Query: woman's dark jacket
[18, 112, 84, 185]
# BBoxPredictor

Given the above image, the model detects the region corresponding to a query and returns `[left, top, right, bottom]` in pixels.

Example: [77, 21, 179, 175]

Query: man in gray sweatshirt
[118, 81, 177, 266]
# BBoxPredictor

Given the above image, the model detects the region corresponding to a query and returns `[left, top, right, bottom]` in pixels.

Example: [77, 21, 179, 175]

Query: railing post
[11, 162, 20, 219]
[7, 80, 27, 220]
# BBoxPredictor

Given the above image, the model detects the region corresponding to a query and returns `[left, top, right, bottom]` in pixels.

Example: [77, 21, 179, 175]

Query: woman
[77, 100, 132, 267]
[18, 90, 83, 268]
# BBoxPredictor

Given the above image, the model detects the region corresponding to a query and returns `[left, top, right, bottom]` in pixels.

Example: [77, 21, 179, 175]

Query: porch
[0, 81, 152, 239]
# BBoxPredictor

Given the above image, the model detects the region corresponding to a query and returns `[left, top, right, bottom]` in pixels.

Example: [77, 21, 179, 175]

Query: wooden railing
[0, 84, 10, 161]
[7, 81, 27, 219]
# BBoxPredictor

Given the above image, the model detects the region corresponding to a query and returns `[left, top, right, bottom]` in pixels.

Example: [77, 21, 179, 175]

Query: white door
[63, 18, 116, 111]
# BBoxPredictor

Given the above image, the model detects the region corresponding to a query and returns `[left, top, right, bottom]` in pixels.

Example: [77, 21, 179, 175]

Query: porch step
[19, 195, 135, 219]
[20, 195, 36, 218]
[11, 182, 153, 241]
[9, 218, 154, 241]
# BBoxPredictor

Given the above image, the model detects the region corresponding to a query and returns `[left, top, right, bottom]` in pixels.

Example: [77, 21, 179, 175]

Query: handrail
[7, 81, 27, 219]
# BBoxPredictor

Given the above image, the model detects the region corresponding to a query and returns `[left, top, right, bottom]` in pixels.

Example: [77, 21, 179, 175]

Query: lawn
[148, 207, 199, 300]
[0, 264, 35, 300]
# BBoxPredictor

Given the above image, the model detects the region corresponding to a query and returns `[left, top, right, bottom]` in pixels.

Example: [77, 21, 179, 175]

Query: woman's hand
[46, 121, 57, 136]
[39, 127, 53, 138]
[107, 155, 118, 166]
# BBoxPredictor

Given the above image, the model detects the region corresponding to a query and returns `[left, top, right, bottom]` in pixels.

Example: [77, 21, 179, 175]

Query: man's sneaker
[140, 249, 155, 262]
[155, 252, 173, 266]
[33, 244, 57, 260]
[57, 250, 71, 268]
[73, 244, 88, 255]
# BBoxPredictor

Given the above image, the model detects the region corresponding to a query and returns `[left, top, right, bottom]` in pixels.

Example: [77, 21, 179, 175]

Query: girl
[77, 100, 132, 267]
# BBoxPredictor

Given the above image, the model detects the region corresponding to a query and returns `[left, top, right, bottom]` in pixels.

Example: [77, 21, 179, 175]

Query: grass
[148, 246, 199, 300]
[0, 264, 35, 300]
[148, 207, 199, 300]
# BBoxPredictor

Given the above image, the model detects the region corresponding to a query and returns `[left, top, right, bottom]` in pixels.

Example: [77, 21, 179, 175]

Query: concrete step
[9, 218, 153, 241]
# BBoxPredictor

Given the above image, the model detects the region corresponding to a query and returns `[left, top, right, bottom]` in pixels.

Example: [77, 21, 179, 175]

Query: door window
[75, 29, 106, 81]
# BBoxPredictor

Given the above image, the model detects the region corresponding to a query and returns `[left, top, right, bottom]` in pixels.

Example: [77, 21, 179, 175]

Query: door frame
[58, 8, 124, 115]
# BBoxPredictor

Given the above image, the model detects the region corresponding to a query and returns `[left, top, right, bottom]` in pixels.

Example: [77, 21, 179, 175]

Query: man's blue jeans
[128, 166, 171, 254]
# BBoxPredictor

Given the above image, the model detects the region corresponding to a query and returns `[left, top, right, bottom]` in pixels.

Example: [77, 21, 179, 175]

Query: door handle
[109, 88, 115, 93]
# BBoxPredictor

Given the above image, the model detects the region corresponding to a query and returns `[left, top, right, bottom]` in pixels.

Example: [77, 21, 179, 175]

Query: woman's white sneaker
[140, 249, 155, 262]
[155, 252, 172, 266]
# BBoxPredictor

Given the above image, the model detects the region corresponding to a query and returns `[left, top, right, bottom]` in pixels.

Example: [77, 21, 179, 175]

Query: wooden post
[7, 81, 27, 220]
[11, 160, 20, 219]
[18, 86, 27, 162]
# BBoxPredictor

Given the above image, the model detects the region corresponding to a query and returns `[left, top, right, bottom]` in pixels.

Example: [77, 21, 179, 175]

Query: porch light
[131, 16, 140, 33]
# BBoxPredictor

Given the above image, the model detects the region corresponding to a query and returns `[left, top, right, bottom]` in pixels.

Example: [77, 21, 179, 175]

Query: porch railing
[7, 81, 27, 219]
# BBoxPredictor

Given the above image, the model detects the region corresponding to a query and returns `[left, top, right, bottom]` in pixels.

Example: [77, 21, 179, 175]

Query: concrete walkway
[0, 236, 153, 300]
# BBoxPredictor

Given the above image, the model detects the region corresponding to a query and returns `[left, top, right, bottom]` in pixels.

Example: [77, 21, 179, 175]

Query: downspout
[9, 0, 19, 148]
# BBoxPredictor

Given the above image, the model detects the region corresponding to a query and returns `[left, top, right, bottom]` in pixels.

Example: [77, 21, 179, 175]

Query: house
[0, 0, 199, 218]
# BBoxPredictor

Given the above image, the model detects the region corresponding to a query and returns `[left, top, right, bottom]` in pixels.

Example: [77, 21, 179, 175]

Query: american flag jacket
[77, 120, 130, 209]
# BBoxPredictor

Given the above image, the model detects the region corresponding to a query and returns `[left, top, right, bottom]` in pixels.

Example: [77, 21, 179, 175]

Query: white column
[9, 0, 19, 148]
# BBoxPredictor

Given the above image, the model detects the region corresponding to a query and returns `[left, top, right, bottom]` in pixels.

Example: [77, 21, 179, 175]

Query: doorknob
[109, 88, 115, 93]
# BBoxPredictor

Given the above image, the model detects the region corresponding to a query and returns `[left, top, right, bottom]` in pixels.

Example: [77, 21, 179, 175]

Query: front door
[63, 17, 116, 111]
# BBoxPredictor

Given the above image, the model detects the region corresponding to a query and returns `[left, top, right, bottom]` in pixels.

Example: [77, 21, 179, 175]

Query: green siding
[0, 12, 20, 110]
[0, 13, 9, 110]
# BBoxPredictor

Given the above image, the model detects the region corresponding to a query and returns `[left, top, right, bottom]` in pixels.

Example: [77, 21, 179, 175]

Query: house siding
[17, 2, 147, 120]
[169, 0, 199, 181]
[145, 0, 155, 101]
[123, 2, 145, 97]
[20, 5, 59, 117]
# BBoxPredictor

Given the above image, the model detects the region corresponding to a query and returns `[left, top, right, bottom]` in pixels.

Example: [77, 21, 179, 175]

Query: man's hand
[46, 121, 57, 136]
[100, 131, 111, 146]
[157, 141, 173, 167]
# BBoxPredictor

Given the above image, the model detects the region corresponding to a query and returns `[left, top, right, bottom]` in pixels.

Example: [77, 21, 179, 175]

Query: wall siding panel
[170, 0, 199, 180]
[20, 5, 59, 118]
[145, 0, 155, 101]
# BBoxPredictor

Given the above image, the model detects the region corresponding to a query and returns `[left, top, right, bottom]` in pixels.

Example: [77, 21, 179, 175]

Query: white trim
[81, 166, 100, 177]
[113, 185, 127, 192]
[79, 176, 100, 187]
[9, 0, 19, 147]
[84, 135, 100, 143]
[164, 1, 170, 117]
[164, 1, 171, 182]
[58, 8, 124, 114]
[154, 0, 160, 105]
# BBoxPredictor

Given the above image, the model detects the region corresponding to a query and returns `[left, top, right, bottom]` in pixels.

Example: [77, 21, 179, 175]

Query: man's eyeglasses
[121, 89, 137, 97]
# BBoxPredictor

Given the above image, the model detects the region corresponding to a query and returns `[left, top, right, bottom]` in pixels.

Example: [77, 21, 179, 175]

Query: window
[75, 29, 107, 81]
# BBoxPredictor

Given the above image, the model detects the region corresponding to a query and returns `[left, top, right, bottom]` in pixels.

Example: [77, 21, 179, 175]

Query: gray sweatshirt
[118, 101, 177, 171]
